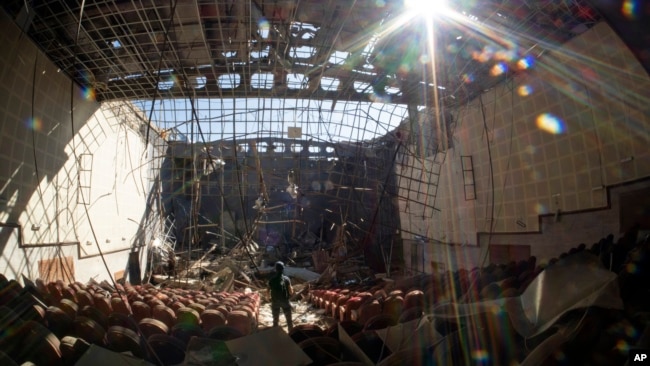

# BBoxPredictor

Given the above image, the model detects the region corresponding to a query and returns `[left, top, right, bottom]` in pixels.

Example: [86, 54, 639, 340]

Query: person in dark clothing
[268, 261, 293, 331]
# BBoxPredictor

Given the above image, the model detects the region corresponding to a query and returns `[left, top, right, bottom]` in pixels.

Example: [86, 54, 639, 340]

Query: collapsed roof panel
[2, 0, 609, 107]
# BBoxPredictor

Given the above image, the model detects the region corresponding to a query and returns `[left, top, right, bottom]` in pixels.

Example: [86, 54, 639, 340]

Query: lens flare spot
[535, 203, 548, 214]
[419, 54, 430, 64]
[258, 18, 270, 38]
[615, 339, 630, 354]
[25, 118, 43, 131]
[473, 46, 494, 63]
[490, 62, 507, 76]
[472, 349, 490, 362]
[462, 73, 474, 84]
[517, 55, 535, 70]
[518, 85, 533, 97]
[621, 0, 638, 20]
[626, 324, 638, 338]
[82, 86, 96, 101]
[495, 49, 515, 62]
[625, 262, 638, 273]
[536, 113, 565, 134]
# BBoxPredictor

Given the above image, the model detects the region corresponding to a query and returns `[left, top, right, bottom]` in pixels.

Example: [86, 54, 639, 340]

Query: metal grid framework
[1, 0, 606, 266]
[3, 0, 601, 106]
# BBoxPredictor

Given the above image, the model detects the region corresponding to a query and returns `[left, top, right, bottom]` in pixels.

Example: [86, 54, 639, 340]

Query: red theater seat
[139, 318, 170, 339]
[200, 309, 226, 332]
[226, 310, 252, 336]
[106, 325, 146, 358]
[131, 301, 152, 322]
[152, 305, 177, 330]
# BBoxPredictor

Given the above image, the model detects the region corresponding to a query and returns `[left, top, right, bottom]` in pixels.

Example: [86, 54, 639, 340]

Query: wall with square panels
[0, 11, 160, 283]
[401, 21, 650, 272]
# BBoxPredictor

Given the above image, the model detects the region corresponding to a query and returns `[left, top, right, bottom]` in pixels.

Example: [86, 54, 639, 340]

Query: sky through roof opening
[133, 98, 413, 143]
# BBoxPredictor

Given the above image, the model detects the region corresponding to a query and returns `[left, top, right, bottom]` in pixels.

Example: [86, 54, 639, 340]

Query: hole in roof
[258, 18, 270, 39]
[251, 46, 270, 59]
[124, 73, 143, 80]
[385, 86, 401, 95]
[218, 74, 241, 89]
[352, 69, 376, 76]
[134, 98, 410, 143]
[290, 46, 317, 59]
[326, 146, 335, 153]
[222, 51, 237, 58]
[290, 22, 319, 39]
[154, 69, 174, 75]
[110, 40, 122, 49]
[287, 74, 308, 89]
[354, 81, 372, 93]
[320, 77, 340, 91]
[187, 75, 207, 89]
[251, 73, 274, 89]
[157, 80, 174, 90]
[329, 51, 349, 65]
[361, 36, 379, 58]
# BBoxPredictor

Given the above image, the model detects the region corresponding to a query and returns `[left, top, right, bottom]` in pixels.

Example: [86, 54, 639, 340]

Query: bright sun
[404, 0, 448, 15]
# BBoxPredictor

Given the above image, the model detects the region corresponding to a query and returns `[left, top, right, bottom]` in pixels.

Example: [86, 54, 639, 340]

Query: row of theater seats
[0, 277, 261, 365]
[308, 287, 425, 330]
[299, 227, 650, 365]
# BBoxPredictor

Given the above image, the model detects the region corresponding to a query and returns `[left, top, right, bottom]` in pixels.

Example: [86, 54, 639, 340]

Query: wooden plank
[38, 256, 74, 283]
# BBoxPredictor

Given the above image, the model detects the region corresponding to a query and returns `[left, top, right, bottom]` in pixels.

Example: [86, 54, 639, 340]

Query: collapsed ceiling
[2, 0, 633, 271]
[3, 0, 603, 108]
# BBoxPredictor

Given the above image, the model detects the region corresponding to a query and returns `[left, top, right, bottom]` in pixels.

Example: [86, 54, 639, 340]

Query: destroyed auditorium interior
[0, 0, 649, 365]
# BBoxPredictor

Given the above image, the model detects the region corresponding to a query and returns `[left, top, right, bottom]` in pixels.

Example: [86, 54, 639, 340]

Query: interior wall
[401, 21, 650, 272]
[0, 11, 159, 283]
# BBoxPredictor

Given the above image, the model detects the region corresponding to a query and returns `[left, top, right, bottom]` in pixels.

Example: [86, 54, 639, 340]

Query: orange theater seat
[92, 294, 113, 317]
[176, 307, 201, 327]
[226, 309, 252, 336]
[110, 296, 132, 315]
[152, 305, 177, 330]
[356, 299, 382, 326]
[131, 301, 152, 322]
[403, 290, 424, 311]
[139, 318, 170, 339]
[200, 309, 226, 332]
[381, 295, 403, 320]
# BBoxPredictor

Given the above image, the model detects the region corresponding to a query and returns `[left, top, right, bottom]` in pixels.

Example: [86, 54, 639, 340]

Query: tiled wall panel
[401, 22, 650, 271]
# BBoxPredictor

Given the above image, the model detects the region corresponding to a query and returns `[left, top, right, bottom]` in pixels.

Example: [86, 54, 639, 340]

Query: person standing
[268, 261, 293, 331]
